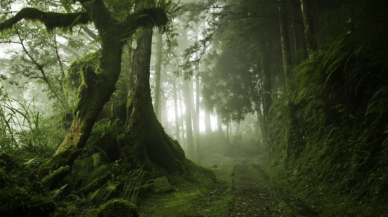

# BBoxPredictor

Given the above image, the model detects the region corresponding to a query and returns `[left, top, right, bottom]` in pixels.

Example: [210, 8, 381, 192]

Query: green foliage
[267, 1, 388, 215]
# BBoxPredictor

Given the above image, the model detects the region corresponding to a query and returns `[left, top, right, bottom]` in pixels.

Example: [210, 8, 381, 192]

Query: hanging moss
[0, 8, 91, 33]
[63, 52, 100, 105]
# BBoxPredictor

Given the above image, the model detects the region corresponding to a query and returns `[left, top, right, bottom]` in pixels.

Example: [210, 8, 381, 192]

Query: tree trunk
[300, 0, 318, 56]
[153, 32, 163, 120]
[39, 26, 126, 177]
[123, 29, 186, 174]
[173, 79, 180, 141]
[257, 107, 270, 153]
[278, 0, 292, 86]
[289, 0, 301, 64]
[260, 36, 273, 118]
[195, 75, 200, 158]
[183, 79, 194, 159]
[204, 110, 212, 135]
[217, 114, 223, 135]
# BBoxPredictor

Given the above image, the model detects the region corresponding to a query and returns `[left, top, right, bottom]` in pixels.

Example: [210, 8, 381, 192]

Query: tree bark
[217, 114, 222, 134]
[204, 110, 212, 135]
[183, 79, 194, 159]
[289, 0, 301, 64]
[300, 0, 318, 56]
[123, 29, 186, 173]
[173, 79, 180, 141]
[278, 0, 292, 86]
[260, 36, 273, 119]
[153, 32, 163, 120]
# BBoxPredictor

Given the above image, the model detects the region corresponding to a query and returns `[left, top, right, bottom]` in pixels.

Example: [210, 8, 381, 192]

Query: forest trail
[229, 163, 319, 217]
[138, 159, 319, 217]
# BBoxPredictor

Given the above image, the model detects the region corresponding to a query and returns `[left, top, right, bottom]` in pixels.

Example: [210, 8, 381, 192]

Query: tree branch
[120, 8, 169, 36]
[0, 8, 91, 33]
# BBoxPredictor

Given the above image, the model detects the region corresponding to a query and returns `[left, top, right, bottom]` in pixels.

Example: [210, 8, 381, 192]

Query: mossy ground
[263, 163, 388, 217]
[137, 162, 233, 217]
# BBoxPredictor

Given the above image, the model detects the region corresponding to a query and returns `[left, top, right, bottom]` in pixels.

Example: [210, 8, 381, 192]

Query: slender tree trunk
[300, 0, 318, 56]
[260, 36, 273, 118]
[217, 114, 222, 135]
[204, 110, 212, 135]
[226, 122, 230, 141]
[179, 84, 185, 148]
[153, 32, 163, 120]
[173, 79, 180, 141]
[257, 107, 270, 153]
[289, 0, 301, 64]
[279, 0, 292, 86]
[195, 75, 200, 157]
[183, 79, 194, 159]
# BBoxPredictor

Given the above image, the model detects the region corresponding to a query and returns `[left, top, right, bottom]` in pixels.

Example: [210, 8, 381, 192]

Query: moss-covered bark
[120, 29, 186, 174]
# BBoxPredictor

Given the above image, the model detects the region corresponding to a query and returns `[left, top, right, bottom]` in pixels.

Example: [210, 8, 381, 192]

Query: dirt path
[230, 164, 287, 216]
[230, 164, 319, 217]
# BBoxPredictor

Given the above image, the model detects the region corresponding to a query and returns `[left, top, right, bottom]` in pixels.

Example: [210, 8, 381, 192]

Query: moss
[96, 199, 139, 217]
[153, 176, 173, 193]
[0, 8, 92, 33]
[78, 172, 113, 196]
[39, 146, 81, 179]
[41, 165, 71, 190]
[63, 51, 100, 104]
[0, 186, 56, 217]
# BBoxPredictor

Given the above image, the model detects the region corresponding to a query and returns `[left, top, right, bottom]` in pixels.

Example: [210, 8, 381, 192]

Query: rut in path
[230, 164, 319, 217]
[231, 164, 287, 217]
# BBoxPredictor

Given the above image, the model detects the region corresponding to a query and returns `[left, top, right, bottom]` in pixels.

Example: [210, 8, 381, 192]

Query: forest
[0, 0, 387, 216]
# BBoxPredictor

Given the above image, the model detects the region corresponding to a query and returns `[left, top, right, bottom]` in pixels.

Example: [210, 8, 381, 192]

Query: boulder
[153, 176, 173, 193]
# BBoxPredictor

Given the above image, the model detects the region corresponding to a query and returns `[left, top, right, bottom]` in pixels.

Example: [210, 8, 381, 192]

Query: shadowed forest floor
[138, 156, 319, 217]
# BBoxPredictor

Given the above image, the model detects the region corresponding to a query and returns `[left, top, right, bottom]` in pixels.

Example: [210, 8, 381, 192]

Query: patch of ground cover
[137, 163, 233, 217]
[262, 163, 388, 217]
[250, 164, 319, 217]
[231, 164, 289, 217]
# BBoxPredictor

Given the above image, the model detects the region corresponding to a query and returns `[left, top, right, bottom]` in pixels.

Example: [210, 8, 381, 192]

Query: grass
[137, 163, 234, 217]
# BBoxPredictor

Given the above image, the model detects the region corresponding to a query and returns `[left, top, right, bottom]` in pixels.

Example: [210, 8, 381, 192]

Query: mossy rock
[96, 199, 138, 217]
[153, 176, 173, 193]
[38, 146, 81, 179]
[0, 186, 56, 217]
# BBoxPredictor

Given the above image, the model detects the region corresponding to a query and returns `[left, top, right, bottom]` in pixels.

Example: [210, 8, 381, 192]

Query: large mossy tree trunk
[121, 29, 186, 174]
[30, 0, 170, 178]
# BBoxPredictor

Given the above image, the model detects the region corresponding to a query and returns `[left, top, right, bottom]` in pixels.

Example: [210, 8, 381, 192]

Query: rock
[96, 199, 138, 217]
[153, 176, 173, 193]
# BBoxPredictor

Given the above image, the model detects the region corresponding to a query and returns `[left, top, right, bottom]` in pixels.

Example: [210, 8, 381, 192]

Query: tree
[0, 0, 186, 176]
[299, 0, 318, 56]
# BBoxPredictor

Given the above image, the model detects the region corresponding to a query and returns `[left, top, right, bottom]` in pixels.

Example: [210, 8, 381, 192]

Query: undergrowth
[267, 1, 388, 216]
